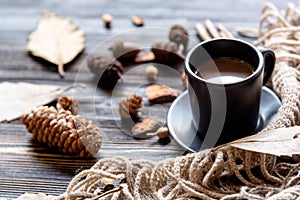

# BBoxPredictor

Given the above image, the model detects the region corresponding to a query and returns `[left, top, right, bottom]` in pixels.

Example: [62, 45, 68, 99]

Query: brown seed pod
[151, 41, 184, 65]
[108, 40, 141, 61]
[146, 84, 179, 104]
[169, 24, 189, 51]
[131, 15, 144, 26]
[87, 56, 124, 90]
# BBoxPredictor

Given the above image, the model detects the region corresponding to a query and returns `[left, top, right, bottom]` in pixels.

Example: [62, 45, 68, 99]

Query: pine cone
[88, 56, 124, 90]
[22, 106, 102, 158]
[108, 40, 140, 61]
[151, 41, 184, 65]
[169, 25, 189, 51]
[57, 96, 79, 114]
[118, 94, 143, 120]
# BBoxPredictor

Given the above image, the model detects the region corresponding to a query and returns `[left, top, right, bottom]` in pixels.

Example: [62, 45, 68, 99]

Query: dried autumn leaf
[27, 11, 85, 77]
[225, 126, 300, 156]
[0, 82, 64, 122]
[16, 193, 57, 200]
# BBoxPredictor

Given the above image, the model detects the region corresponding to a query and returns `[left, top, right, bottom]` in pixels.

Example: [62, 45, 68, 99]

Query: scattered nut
[169, 24, 189, 51]
[145, 65, 158, 80]
[101, 177, 114, 192]
[146, 84, 179, 104]
[131, 117, 161, 136]
[108, 40, 141, 61]
[132, 15, 144, 27]
[151, 41, 185, 64]
[293, 133, 300, 139]
[102, 13, 112, 28]
[87, 56, 124, 90]
[147, 127, 169, 139]
[135, 52, 155, 63]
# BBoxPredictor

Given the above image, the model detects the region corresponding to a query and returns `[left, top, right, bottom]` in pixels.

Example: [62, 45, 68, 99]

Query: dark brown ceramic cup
[185, 38, 275, 147]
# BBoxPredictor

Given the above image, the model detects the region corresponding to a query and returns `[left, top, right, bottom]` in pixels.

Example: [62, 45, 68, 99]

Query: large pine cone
[88, 56, 124, 90]
[22, 106, 102, 158]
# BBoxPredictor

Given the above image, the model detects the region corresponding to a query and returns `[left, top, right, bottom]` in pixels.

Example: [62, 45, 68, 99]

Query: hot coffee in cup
[185, 38, 275, 147]
[196, 57, 254, 84]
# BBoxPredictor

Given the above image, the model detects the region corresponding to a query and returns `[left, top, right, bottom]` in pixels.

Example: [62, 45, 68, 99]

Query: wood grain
[0, 0, 296, 198]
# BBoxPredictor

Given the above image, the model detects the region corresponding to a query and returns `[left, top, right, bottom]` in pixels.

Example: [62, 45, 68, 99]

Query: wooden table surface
[0, 0, 296, 198]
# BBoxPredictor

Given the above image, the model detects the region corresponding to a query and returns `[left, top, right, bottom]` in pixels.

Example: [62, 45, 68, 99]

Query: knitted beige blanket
[16, 2, 300, 200]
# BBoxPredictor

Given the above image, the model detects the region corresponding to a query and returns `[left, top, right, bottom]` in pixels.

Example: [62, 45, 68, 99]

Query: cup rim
[185, 38, 264, 86]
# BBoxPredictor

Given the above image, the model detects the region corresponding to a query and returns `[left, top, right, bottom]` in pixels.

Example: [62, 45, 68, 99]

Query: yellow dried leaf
[0, 82, 64, 122]
[226, 126, 300, 156]
[27, 11, 85, 77]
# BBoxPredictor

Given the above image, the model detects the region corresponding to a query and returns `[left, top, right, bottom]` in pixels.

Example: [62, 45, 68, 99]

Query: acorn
[169, 25, 189, 51]
[131, 15, 144, 27]
[102, 13, 112, 28]
[151, 41, 185, 65]
[101, 177, 114, 192]
[108, 40, 141, 62]
[145, 65, 158, 80]
[147, 127, 169, 139]
[147, 127, 171, 145]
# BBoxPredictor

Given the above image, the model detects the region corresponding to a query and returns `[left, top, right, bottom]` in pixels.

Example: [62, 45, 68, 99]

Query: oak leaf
[26, 11, 85, 77]
[224, 126, 300, 157]
[0, 82, 64, 122]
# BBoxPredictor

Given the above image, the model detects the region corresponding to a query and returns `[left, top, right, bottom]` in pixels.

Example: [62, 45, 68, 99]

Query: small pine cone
[119, 94, 143, 120]
[22, 106, 102, 158]
[108, 40, 140, 61]
[169, 25, 189, 51]
[88, 56, 124, 90]
[57, 96, 79, 114]
[151, 41, 184, 65]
